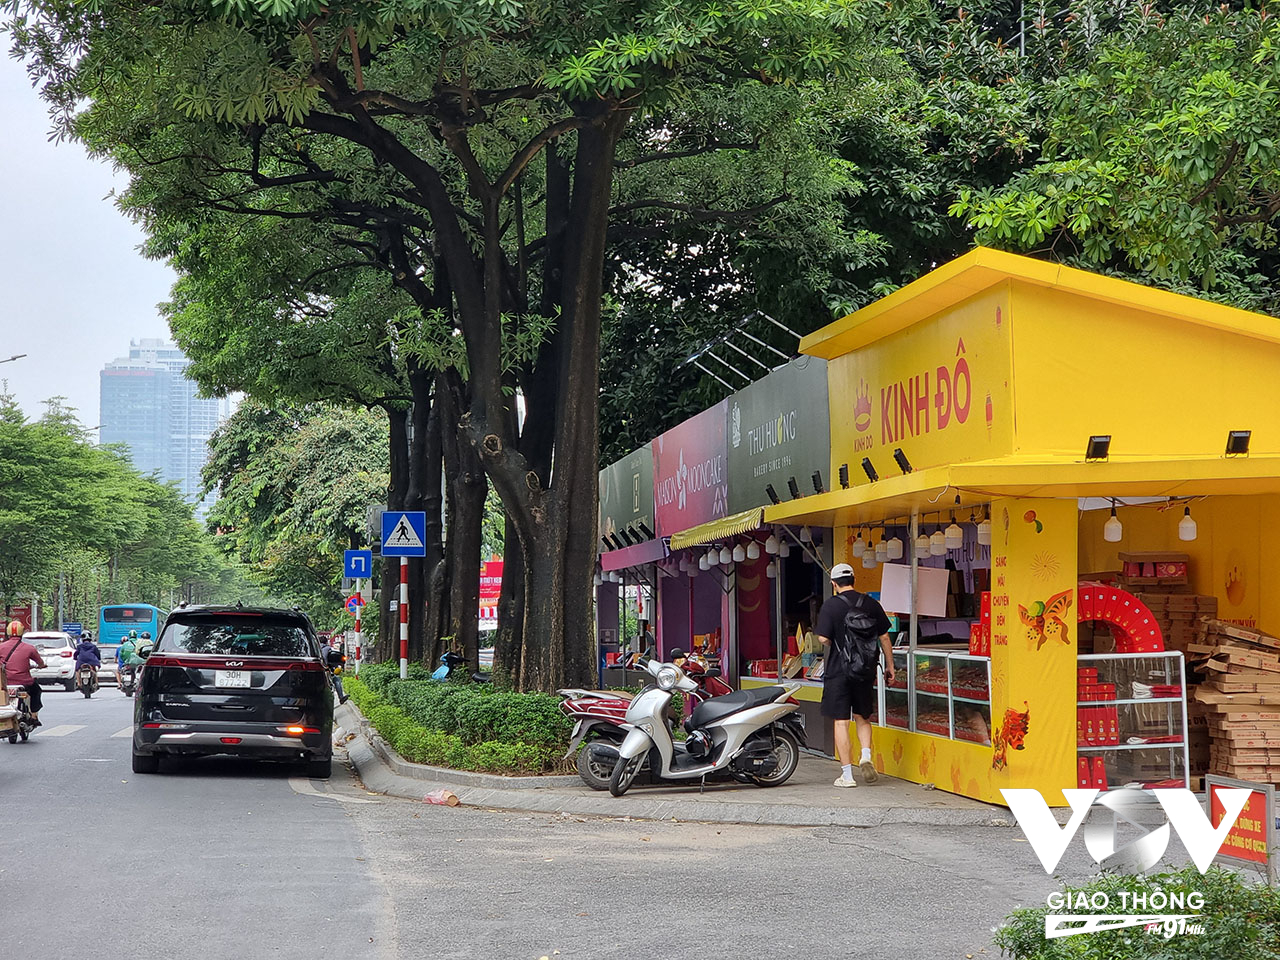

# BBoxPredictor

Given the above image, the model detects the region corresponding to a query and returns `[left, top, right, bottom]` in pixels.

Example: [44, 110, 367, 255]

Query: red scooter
[559, 650, 733, 790]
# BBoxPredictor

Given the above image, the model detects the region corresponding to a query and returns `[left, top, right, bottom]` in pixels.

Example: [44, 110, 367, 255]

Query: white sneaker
[860, 761, 878, 784]
[833, 774, 857, 788]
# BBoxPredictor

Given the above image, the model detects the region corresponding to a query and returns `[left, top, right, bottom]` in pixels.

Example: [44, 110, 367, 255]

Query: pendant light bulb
[929, 526, 948, 556]
[914, 531, 930, 557]
[764, 533, 779, 555]
[861, 551, 877, 569]
[1104, 505, 1123, 543]
[800, 525, 813, 543]
[852, 530, 866, 558]
[977, 508, 992, 547]
[887, 536, 904, 561]
[874, 541, 888, 562]
[698, 555, 709, 571]
[944, 515, 964, 550]
[1178, 505, 1198, 542]
[732, 543, 746, 563]
[746, 540, 761, 560]
[719, 545, 733, 565]
[778, 540, 791, 558]
[766, 562, 777, 579]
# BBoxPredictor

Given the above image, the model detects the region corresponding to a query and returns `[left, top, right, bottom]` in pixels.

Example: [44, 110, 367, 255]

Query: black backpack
[831, 592, 883, 680]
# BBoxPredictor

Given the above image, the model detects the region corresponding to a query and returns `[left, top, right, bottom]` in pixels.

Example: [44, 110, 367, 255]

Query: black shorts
[821, 673, 876, 720]
[22, 683, 42, 714]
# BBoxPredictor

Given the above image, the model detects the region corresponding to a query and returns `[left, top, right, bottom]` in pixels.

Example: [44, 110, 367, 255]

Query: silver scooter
[595, 657, 805, 796]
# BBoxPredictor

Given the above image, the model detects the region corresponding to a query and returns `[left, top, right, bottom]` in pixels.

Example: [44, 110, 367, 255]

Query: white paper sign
[878, 563, 949, 617]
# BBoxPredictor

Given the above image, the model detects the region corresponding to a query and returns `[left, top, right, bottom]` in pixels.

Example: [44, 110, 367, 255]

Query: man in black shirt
[816, 563, 895, 787]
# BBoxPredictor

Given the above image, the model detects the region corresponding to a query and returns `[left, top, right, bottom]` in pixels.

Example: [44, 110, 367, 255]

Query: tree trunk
[423, 385, 449, 661]
[503, 111, 626, 691]
[376, 404, 410, 662]
[441, 371, 485, 674]
[405, 366, 432, 664]
[493, 519, 523, 687]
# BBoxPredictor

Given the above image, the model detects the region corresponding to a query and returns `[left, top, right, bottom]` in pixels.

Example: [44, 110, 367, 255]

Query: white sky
[0, 53, 176, 426]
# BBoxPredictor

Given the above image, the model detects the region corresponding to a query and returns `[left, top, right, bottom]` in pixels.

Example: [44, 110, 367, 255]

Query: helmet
[129, 630, 138, 639]
[5, 620, 22, 637]
[140, 632, 151, 640]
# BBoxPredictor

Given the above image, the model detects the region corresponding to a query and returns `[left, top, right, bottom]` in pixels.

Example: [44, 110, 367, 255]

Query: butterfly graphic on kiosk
[1019, 590, 1073, 650]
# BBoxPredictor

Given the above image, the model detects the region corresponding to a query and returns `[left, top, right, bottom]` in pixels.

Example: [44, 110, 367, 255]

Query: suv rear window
[158, 616, 314, 658]
[31, 637, 71, 651]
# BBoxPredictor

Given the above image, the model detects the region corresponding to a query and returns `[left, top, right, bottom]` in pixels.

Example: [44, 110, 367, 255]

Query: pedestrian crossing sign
[381, 511, 427, 557]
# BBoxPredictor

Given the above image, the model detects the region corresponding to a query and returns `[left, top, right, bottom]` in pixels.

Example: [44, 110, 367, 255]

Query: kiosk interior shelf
[1076, 651, 1190, 790]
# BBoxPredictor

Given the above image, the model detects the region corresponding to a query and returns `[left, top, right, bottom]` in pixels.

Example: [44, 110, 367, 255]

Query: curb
[338, 703, 1017, 828]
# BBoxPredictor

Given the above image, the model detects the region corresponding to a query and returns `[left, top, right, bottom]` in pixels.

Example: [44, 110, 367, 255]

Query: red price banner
[1210, 783, 1270, 865]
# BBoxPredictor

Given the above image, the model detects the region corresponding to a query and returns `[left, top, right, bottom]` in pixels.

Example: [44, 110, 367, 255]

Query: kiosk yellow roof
[766, 247, 1280, 526]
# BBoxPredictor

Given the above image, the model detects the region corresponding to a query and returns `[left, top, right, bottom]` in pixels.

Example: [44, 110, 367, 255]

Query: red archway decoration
[1077, 582, 1165, 653]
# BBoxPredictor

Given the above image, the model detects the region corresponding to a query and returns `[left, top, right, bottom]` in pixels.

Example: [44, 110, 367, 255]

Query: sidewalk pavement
[336, 702, 1017, 828]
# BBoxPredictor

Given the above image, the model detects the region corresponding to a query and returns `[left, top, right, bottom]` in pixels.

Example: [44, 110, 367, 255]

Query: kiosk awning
[600, 539, 668, 572]
[669, 508, 765, 549]
[763, 456, 1280, 528]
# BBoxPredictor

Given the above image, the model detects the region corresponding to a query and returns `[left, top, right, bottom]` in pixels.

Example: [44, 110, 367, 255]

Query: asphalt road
[1, 687, 1108, 960]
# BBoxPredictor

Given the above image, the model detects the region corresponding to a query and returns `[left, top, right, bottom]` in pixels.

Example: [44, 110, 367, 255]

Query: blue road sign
[381, 511, 427, 557]
[61, 622, 83, 637]
[344, 549, 373, 578]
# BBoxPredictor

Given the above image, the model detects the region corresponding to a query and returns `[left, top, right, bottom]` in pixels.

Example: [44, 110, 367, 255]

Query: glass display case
[949, 653, 993, 746]
[1077, 651, 1190, 790]
[875, 648, 992, 743]
[913, 651, 952, 738]
[884, 649, 909, 729]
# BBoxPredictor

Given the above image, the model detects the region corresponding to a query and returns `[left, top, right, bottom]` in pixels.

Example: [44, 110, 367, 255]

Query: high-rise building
[99, 339, 230, 517]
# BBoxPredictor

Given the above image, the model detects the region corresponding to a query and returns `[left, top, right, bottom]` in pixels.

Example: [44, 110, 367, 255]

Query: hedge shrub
[344, 672, 572, 775]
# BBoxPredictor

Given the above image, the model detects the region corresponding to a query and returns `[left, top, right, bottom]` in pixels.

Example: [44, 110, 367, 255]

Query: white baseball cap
[830, 563, 855, 579]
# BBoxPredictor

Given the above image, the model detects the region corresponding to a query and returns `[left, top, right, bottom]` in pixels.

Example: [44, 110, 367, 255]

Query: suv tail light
[61, 650, 74, 658]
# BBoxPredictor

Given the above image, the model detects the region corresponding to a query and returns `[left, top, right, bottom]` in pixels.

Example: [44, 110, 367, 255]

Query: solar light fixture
[893, 448, 912, 475]
[787, 476, 801, 500]
[765, 484, 781, 505]
[861, 457, 879, 483]
[1085, 435, 1112, 462]
[1226, 430, 1251, 457]
[838, 463, 850, 489]
[812, 471, 825, 495]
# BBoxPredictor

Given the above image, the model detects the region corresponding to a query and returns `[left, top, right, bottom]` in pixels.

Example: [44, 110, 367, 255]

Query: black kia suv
[132, 605, 334, 777]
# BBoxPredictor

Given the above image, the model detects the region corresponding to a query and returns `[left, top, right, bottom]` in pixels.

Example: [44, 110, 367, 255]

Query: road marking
[111, 727, 134, 738]
[40, 724, 86, 737]
[288, 777, 379, 804]
[72, 758, 113, 762]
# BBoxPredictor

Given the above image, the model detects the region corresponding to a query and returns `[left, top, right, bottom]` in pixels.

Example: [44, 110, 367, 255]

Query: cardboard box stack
[1191, 620, 1280, 785]
[1134, 591, 1218, 654]
[1115, 551, 1191, 591]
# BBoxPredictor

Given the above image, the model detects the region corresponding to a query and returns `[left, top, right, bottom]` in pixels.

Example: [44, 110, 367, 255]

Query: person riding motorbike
[117, 630, 137, 670]
[1, 620, 45, 727]
[320, 637, 348, 705]
[73, 633, 102, 684]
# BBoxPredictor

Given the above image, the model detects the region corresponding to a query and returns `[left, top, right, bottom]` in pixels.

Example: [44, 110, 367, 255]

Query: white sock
[842, 764, 854, 781]
[860, 748, 872, 764]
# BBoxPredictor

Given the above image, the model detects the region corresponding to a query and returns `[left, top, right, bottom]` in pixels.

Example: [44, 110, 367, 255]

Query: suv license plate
[215, 670, 251, 688]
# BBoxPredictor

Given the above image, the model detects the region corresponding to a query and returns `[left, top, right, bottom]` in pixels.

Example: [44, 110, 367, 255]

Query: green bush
[994, 865, 1280, 959]
[344, 674, 568, 775]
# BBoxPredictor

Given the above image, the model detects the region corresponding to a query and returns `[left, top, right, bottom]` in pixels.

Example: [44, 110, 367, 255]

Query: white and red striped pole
[399, 556, 409, 678]
[353, 578, 362, 675]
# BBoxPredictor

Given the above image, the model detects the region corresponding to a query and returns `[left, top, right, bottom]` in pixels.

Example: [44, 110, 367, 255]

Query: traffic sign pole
[399, 557, 409, 679]
[353, 578, 363, 675]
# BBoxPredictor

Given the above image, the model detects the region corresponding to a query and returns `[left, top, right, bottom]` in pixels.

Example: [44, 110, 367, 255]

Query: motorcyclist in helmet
[1, 620, 45, 726]
[73, 632, 102, 682]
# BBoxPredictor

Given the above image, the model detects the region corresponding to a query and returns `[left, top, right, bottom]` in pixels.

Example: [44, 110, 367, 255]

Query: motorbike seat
[688, 686, 786, 730]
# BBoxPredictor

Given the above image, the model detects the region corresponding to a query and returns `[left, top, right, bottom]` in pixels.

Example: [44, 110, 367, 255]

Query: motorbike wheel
[750, 729, 801, 787]
[82, 689, 92, 699]
[6, 733, 15, 744]
[608, 753, 645, 797]
[18, 727, 28, 742]
[576, 742, 617, 791]
[63, 681, 75, 692]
